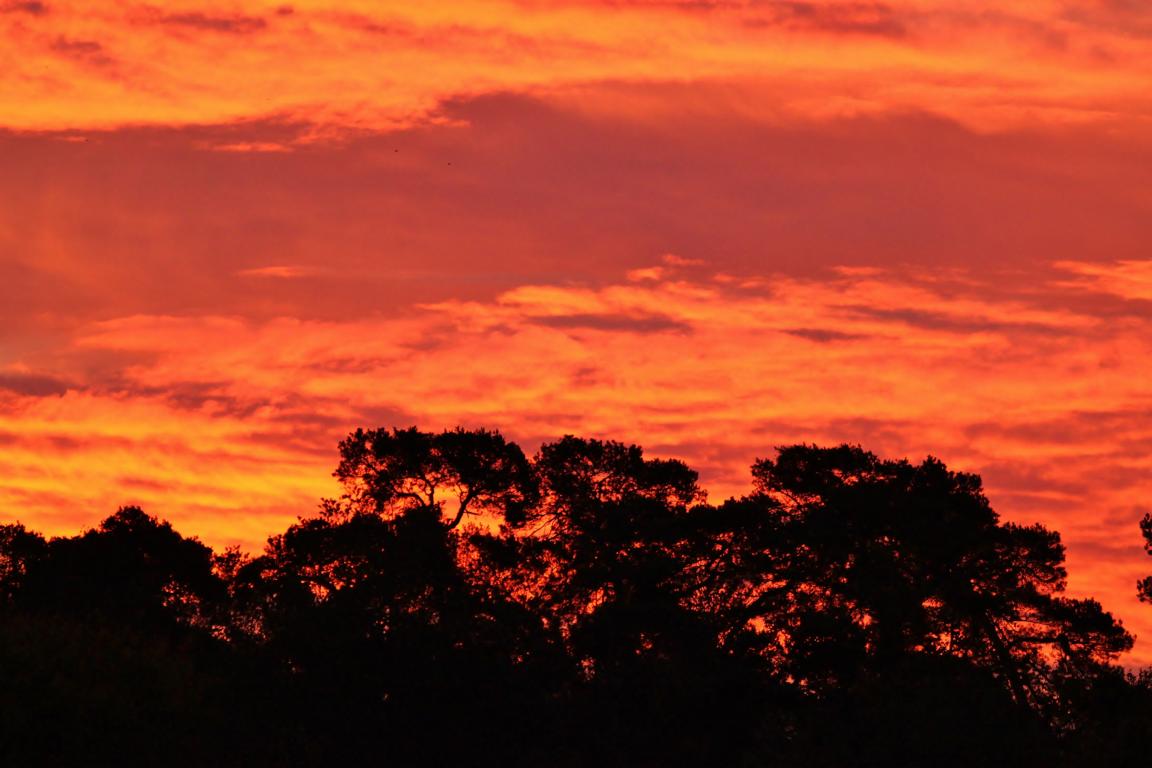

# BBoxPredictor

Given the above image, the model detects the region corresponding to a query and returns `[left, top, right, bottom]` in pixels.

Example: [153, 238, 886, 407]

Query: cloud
[1062, 0, 1152, 39]
[1, 1, 47, 14]
[1, 73, 1150, 662]
[237, 265, 320, 279]
[2, 1, 1151, 133]
[1055, 260, 1152, 301]
[783, 327, 868, 343]
[146, 10, 269, 35]
[48, 36, 116, 69]
[0, 97, 1147, 373]
[841, 305, 1081, 337]
[529, 312, 692, 334]
[0, 371, 70, 397]
[209, 141, 293, 153]
[746, 2, 908, 38]
[7, 257, 1149, 655]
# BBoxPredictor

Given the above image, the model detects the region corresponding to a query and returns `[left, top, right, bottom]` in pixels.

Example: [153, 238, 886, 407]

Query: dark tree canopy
[1, 428, 1149, 767]
[739, 447, 1131, 708]
[1138, 513, 1152, 604]
[334, 426, 537, 529]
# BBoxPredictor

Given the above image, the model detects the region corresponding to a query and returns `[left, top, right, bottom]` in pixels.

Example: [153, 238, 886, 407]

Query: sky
[2, 0, 1152, 659]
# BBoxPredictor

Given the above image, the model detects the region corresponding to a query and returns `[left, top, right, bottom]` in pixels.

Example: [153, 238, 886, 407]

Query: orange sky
[2, 0, 1152, 660]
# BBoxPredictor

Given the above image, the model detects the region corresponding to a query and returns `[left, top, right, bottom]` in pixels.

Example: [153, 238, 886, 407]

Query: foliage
[0, 429, 1146, 766]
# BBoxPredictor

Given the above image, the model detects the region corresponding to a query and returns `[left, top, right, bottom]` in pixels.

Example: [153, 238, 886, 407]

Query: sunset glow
[3, 0, 1152, 664]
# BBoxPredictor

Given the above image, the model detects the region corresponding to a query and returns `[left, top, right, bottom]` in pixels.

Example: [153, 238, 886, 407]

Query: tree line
[2, 427, 1151, 766]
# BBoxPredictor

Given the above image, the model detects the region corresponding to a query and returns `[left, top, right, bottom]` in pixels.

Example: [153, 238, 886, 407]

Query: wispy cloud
[48, 36, 116, 69]
[4, 259, 1152, 658]
[1, 1, 48, 15]
[144, 9, 269, 35]
[236, 265, 321, 279]
[2, 1, 1150, 133]
[1055, 260, 1152, 301]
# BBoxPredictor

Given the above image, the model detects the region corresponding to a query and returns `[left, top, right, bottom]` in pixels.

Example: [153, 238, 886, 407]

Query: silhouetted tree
[229, 490, 561, 763]
[0, 523, 46, 604]
[738, 448, 1129, 697]
[1138, 513, 1152, 603]
[15, 506, 223, 629]
[0, 430, 1148, 766]
[706, 444, 1132, 755]
[334, 426, 537, 529]
[470, 436, 774, 765]
[0, 509, 287, 766]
